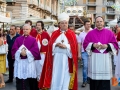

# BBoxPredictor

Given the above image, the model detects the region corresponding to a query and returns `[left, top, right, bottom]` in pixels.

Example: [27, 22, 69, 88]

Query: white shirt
[78, 31, 88, 52]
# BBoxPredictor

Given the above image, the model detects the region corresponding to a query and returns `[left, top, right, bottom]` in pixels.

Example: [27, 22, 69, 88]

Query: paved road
[1, 64, 120, 90]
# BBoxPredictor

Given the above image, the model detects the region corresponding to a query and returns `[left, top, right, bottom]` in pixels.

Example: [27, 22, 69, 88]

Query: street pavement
[1, 63, 120, 90]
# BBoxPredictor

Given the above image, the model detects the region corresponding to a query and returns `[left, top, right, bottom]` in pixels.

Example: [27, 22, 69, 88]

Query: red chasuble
[38, 29, 78, 90]
[36, 31, 50, 52]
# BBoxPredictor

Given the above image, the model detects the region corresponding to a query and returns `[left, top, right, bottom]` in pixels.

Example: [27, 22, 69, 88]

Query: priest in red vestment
[38, 12, 78, 90]
[35, 21, 50, 80]
[20, 20, 37, 37]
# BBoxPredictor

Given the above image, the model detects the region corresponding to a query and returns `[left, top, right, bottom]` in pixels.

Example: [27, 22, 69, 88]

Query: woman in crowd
[0, 29, 8, 88]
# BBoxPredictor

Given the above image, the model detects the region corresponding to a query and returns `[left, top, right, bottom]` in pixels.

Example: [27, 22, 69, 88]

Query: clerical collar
[96, 27, 104, 31]
[23, 34, 29, 37]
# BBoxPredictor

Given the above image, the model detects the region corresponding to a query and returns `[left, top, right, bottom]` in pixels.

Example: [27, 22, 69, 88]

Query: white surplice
[35, 40, 46, 80]
[14, 45, 37, 79]
[115, 41, 120, 82]
[50, 32, 72, 90]
[86, 43, 117, 80]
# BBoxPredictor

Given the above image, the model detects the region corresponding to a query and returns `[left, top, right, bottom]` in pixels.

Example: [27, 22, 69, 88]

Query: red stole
[38, 29, 78, 90]
[36, 34, 41, 46]
[36, 34, 41, 53]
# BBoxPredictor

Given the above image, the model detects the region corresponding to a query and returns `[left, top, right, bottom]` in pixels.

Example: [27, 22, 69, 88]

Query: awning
[0, 15, 11, 23]
[10, 17, 57, 26]
[107, 18, 117, 27]
[6, 0, 16, 2]
[0, 0, 5, 3]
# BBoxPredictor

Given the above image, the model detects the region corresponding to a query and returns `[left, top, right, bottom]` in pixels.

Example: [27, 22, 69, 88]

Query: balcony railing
[106, 19, 114, 21]
[106, 11, 115, 14]
[87, 2, 96, 5]
[104, 1, 114, 6]
[6, 0, 16, 2]
[27, 0, 38, 6]
[87, 10, 97, 13]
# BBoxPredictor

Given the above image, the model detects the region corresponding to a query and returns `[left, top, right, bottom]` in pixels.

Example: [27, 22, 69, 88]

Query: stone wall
[6, 0, 59, 20]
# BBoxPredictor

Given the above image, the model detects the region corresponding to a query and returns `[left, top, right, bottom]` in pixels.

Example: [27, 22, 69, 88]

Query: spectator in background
[69, 25, 79, 39]
[4, 30, 9, 36]
[2, 30, 9, 75]
[78, 20, 91, 87]
[6, 25, 20, 83]
[16, 26, 21, 34]
[0, 29, 8, 88]
[69, 25, 75, 32]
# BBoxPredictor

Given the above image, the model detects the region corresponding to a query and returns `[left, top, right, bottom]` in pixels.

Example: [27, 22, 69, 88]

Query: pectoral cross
[61, 40, 64, 43]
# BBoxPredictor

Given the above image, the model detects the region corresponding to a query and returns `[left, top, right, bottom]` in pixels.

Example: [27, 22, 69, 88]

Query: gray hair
[23, 24, 31, 30]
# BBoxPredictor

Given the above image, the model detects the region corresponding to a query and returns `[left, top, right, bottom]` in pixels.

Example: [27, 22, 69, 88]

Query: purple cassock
[83, 28, 119, 53]
[11, 35, 41, 60]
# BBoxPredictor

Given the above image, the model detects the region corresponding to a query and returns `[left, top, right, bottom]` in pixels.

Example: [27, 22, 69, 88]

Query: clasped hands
[20, 47, 27, 56]
[93, 43, 108, 50]
[55, 43, 67, 49]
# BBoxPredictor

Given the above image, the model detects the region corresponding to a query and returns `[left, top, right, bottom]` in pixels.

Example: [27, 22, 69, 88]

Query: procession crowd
[0, 12, 120, 90]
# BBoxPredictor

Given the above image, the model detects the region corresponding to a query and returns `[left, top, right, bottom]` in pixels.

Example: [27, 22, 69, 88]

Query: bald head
[23, 24, 31, 30]
[23, 24, 31, 36]
[95, 16, 104, 30]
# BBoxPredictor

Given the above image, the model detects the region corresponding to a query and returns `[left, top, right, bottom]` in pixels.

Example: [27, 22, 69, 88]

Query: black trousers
[89, 78, 111, 90]
[16, 78, 39, 90]
[8, 54, 14, 81]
